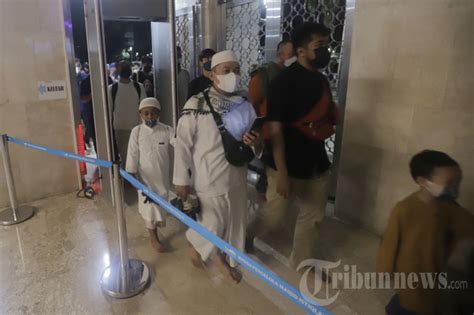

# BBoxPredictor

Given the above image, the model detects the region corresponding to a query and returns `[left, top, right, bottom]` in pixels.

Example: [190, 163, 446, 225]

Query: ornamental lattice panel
[226, 1, 266, 87]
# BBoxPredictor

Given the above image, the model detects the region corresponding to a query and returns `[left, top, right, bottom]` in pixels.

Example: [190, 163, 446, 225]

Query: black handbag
[170, 197, 201, 221]
[203, 91, 255, 167]
[143, 192, 201, 221]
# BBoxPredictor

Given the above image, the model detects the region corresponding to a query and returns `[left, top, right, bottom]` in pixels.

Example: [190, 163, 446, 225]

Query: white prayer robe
[126, 122, 175, 228]
[173, 87, 257, 266]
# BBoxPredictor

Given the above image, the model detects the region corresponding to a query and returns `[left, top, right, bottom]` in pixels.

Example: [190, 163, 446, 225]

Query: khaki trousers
[247, 167, 330, 269]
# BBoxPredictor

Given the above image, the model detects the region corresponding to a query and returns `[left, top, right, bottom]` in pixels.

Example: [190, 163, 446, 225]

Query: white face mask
[425, 181, 444, 197]
[284, 56, 297, 67]
[216, 73, 240, 93]
[426, 180, 460, 200]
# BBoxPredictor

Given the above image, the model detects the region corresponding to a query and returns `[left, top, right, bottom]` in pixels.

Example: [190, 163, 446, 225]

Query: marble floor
[0, 190, 392, 315]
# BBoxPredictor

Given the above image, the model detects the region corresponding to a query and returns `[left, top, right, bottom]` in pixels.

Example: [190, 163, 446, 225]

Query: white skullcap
[139, 97, 161, 111]
[211, 50, 239, 69]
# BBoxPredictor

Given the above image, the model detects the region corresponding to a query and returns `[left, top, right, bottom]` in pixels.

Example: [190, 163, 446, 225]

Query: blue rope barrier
[2, 133, 330, 314]
[120, 169, 331, 315]
[7, 135, 113, 168]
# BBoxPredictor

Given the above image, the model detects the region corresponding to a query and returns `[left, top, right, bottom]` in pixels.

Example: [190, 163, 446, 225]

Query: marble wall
[335, 0, 474, 235]
[0, 0, 79, 208]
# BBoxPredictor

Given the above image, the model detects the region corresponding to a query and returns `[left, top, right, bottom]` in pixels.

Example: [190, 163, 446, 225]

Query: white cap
[211, 50, 239, 69]
[139, 97, 161, 111]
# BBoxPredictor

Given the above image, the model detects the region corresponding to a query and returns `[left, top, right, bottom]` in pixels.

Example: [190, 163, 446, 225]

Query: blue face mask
[145, 119, 158, 128]
[203, 61, 212, 71]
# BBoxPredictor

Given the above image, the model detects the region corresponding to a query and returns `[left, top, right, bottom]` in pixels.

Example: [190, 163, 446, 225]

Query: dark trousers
[81, 102, 96, 148]
[386, 295, 418, 315]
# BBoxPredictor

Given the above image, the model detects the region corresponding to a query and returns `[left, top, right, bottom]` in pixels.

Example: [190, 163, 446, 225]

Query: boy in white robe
[173, 50, 261, 283]
[126, 98, 175, 253]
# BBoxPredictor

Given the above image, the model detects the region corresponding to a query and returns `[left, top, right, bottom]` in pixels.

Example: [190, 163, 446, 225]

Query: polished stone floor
[0, 190, 391, 315]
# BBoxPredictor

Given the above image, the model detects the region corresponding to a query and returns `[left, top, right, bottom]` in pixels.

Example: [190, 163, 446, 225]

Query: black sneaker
[245, 238, 255, 253]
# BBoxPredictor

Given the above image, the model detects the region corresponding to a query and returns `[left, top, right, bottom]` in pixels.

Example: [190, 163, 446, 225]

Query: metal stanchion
[0, 135, 35, 225]
[100, 163, 150, 298]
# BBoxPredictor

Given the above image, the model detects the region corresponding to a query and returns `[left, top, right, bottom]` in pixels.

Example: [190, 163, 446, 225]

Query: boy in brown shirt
[377, 150, 474, 315]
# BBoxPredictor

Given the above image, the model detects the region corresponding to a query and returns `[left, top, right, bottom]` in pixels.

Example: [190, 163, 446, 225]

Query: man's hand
[243, 131, 261, 146]
[175, 185, 190, 201]
[276, 172, 290, 198]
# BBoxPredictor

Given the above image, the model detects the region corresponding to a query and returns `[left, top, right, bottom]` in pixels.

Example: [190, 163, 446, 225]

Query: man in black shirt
[188, 48, 216, 98]
[247, 23, 335, 275]
[132, 56, 154, 97]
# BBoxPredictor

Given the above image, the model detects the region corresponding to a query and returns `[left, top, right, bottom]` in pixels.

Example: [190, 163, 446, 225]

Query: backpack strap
[133, 81, 142, 100]
[196, 95, 205, 112]
[260, 68, 271, 99]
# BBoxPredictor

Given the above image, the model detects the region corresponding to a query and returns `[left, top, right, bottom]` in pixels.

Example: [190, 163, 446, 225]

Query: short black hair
[198, 48, 216, 62]
[141, 56, 152, 64]
[291, 22, 331, 50]
[276, 40, 293, 52]
[409, 150, 459, 180]
[118, 60, 131, 68]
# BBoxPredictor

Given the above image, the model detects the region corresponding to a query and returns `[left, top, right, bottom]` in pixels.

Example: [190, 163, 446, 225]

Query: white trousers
[138, 191, 167, 229]
[186, 184, 248, 267]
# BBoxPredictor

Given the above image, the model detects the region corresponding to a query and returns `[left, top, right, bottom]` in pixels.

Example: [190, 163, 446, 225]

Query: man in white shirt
[173, 50, 261, 284]
[108, 61, 146, 165]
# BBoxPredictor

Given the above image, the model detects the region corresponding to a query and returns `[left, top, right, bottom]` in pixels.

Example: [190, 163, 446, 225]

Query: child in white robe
[126, 98, 175, 253]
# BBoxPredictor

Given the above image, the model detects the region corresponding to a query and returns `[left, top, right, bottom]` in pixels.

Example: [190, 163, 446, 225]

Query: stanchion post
[0, 135, 35, 225]
[1, 135, 18, 213]
[100, 162, 150, 298]
[114, 162, 129, 292]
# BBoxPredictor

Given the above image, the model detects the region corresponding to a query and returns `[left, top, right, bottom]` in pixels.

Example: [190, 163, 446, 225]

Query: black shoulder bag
[203, 91, 254, 167]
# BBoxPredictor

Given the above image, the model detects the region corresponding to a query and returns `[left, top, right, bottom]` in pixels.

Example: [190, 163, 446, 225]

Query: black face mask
[311, 46, 331, 69]
[203, 61, 212, 71]
[120, 68, 132, 78]
[440, 184, 460, 201]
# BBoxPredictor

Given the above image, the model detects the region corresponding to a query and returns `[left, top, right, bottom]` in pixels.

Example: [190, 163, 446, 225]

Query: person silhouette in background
[188, 48, 216, 98]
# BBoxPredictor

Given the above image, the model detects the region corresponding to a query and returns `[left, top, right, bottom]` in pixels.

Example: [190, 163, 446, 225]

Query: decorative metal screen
[176, 1, 346, 159]
[176, 13, 191, 72]
[281, 0, 346, 158]
[226, 0, 266, 87]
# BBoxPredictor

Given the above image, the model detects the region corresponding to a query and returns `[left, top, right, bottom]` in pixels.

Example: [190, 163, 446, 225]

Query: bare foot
[213, 254, 242, 284]
[150, 238, 168, 253]
[228, 267, 242, 284]
[188, 243, 205, 270]
[148, 228, 168, 253]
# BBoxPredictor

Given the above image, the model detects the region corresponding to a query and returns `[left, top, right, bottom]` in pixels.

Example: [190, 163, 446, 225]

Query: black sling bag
[203, 91, 255, 167]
